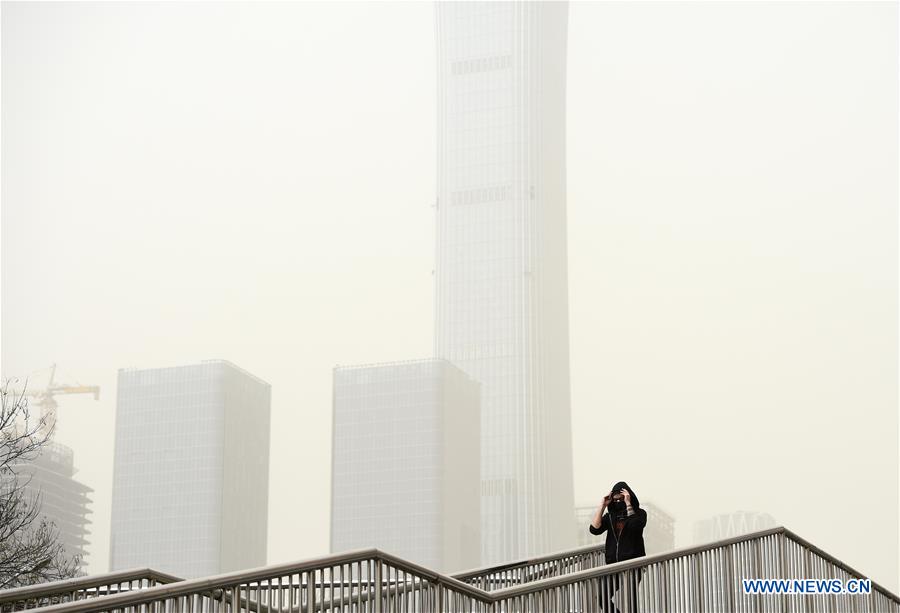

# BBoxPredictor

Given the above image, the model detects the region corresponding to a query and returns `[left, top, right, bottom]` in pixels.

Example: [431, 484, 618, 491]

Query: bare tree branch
[0, 379, 81, 587]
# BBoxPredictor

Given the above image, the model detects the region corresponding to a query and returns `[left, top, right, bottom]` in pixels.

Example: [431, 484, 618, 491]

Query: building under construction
[12, 440, 93, 565]
[8, 364, 99, 567]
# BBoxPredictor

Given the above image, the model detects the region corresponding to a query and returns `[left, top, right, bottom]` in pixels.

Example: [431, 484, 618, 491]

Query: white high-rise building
[331, 359, 480, 573]
[434, 1, 576, 564]
[110, 360, 270, 578]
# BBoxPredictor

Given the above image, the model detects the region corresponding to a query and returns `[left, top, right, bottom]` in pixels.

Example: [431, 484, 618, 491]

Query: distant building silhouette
[110, 360, 270, 578]
[694, 511, 777, 544]
[642, 502, 676, 555]
[331, 359, 480, 573]
[574, 504, 597, 548]
[575, 501, 675, 555]
[11, 441, 92, 566]
[434, 0, 575, 566]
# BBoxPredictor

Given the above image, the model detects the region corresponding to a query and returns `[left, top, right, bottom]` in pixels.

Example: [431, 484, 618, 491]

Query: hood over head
[610, 481, 640, 508]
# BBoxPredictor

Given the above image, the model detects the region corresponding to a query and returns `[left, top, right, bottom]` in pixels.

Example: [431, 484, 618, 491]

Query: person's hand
[620, 488, 631, 504]
[601, 493, 611, 507]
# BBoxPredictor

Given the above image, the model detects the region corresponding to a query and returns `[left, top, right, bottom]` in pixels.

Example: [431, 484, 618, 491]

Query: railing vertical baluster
[352, 562, 358, 613]
[306, 571, 316, 613]
[725, 543, 734, 613]
[270, 575, 276, 613]
[656, 559, 664, 611]
[372, 562, 381, 613]
[669, 557, 676, 613]
[396, 568, 403, 613]
[383, 565, 390, 613]
[328, 567, 334, 613]
[343, 565, 348, 613]
[319, 566, 326, 613]
[676, 556, 681, 612]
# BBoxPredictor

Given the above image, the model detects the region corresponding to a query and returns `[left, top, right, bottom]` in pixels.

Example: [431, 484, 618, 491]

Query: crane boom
[23, 364, 99, 437]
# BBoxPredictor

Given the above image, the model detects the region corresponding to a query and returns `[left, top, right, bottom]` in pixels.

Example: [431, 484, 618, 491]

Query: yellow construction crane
[25, 364, 99, 437]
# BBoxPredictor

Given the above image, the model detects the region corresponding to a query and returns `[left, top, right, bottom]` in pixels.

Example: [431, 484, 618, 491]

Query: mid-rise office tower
[110, 360, 270, 578]
[434, 2, 576, 564]
[331, 359, 480, 573]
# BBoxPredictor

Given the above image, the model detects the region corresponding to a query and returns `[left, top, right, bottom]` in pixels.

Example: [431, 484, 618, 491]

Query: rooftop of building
[118, 359, 270, 388]
[333, 357, 474, 379]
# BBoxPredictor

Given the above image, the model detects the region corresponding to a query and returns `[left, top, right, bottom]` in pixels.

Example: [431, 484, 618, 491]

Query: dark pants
[600, 568, 644, 613]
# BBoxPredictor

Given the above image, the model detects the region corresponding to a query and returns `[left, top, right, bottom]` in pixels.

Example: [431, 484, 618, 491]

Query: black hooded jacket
[588, 481, 647, 564]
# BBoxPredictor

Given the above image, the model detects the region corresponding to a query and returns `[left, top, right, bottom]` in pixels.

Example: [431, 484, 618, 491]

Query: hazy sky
[2, 0, 897, 593]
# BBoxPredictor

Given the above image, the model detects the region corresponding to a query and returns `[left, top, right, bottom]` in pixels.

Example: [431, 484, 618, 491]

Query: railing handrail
[487, 526, 900, 605]
[450, 542, 605, 581]
[373, 551, 492, 601]
[24, 525, 900, 611]
[0, 568, 182, 604]
[781, 526, 892, 595]
[30, 549, 494, 612]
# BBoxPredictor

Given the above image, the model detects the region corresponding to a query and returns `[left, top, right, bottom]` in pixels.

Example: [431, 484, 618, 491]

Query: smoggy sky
[2, 0, 897, 592]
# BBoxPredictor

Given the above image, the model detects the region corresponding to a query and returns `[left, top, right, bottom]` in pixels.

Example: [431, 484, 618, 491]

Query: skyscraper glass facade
[434, 1, 576, 564]
[331, 359, 480, 573]
[110, 360, 270, 578]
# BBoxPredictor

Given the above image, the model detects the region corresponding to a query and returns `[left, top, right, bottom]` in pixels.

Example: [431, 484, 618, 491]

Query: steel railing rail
[29, 548, 494, 613]
[19, 527, 900, 612]
[450, 543, 606, 590]
[184, 543, 607, 613]
[485, 527, 900, 612]
[0, 569, 182, 611]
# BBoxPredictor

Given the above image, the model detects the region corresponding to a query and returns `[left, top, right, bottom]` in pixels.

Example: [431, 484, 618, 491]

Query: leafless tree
[0, 380, 81, 588]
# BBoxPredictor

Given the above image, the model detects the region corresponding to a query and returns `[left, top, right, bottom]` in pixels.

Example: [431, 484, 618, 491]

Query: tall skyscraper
[110, 360, 270, 578]
[331, 359, 480, 573]
[434, 2, 575, 564]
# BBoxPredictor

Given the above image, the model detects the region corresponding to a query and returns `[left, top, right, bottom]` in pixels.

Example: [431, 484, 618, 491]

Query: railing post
[753, 538, 762, 613]
[306, 572, 315, 613]
[695, 555, 703, 613]
[725, 544, 735, 613]
[373, 562, 382, 613]
[779, 533, 787, 613]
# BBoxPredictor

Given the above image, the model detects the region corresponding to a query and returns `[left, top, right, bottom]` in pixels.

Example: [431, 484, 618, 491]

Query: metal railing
[0, 544, 603, 612]
[485, 527, 900, 612]
[19, 550, 490, 613]
[0, 569, 182, 612]
[451, 544, 606, 590]
[12, 527, 900, 612]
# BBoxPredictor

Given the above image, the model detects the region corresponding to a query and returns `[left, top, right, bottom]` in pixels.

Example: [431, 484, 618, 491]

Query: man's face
[611, 489, 625, 502]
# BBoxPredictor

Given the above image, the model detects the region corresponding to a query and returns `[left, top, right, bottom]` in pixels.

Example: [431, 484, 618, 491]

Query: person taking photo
[589, 481, 648, 613]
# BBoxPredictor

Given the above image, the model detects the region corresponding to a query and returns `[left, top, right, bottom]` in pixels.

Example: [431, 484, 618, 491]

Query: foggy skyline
[2, 0, 897, 593]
